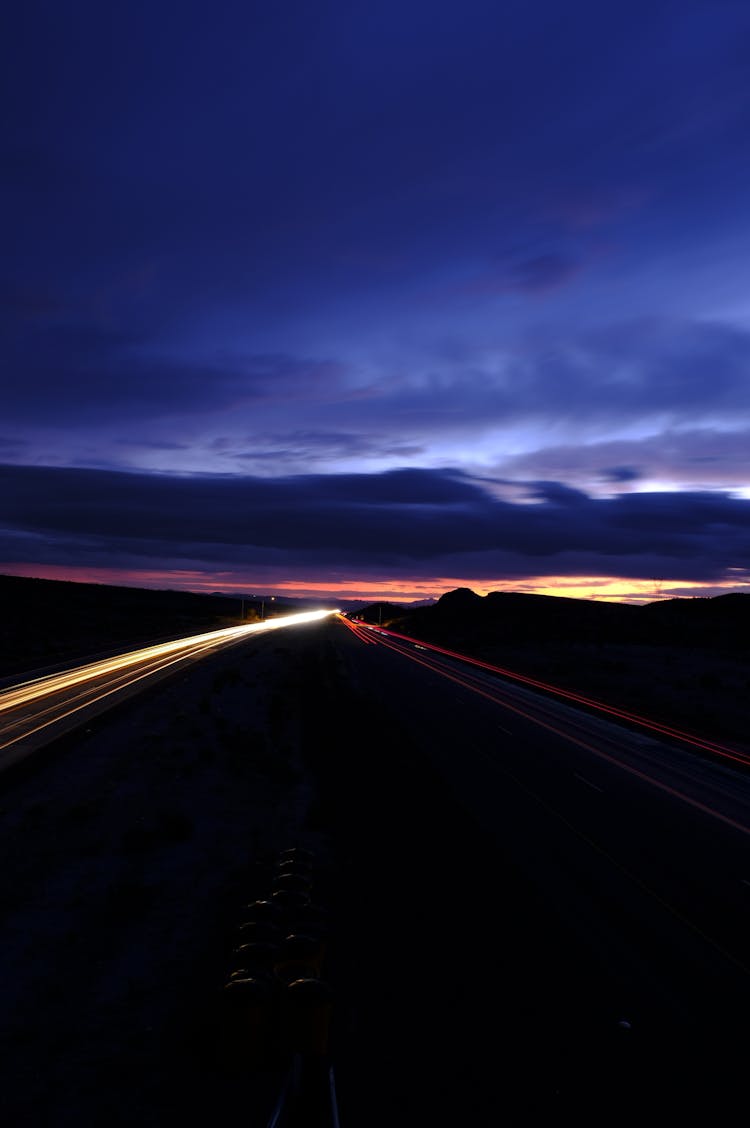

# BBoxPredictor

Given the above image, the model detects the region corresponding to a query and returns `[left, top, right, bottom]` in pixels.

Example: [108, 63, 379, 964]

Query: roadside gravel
[0, 629, 333, 1126]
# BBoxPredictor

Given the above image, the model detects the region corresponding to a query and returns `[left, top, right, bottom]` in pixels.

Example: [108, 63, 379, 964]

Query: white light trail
[0, 609, 339, 763]
[0, 609, 339, 713]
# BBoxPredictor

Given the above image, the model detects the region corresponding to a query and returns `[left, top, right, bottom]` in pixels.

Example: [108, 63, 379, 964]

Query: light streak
[358, 623, 750, 768]
[335, 614, 376, 643]
[359, 626, 750, 838]
[1, 610, 338, 712]
[0, 609, 338, 760]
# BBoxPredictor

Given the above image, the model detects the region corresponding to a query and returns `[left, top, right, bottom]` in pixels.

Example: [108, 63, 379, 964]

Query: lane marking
[374, 624, 750, 766]
[375, 634, 750, 839]
[471, 742, 750, 978]
[574, 772, 604, 793]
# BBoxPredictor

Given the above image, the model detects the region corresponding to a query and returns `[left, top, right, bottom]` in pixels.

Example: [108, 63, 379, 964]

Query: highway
[0, 610, 338, 771]
[1, 610, 748, 1118]
[323, 615, 750, 1117]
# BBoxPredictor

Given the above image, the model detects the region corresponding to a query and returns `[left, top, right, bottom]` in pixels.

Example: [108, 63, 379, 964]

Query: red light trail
[338, 616, 750, 769]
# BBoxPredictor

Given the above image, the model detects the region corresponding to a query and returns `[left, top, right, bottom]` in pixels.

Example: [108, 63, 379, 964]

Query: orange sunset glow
[2, 563, 747, 606]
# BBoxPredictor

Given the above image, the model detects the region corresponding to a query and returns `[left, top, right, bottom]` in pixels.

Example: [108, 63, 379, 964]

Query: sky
[2, 0, 749, 604]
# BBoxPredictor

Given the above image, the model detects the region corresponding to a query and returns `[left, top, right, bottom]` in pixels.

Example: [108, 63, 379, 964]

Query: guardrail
[217, 845, 341, 1126]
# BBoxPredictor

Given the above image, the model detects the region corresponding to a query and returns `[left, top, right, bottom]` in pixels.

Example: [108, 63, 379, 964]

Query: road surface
[317, 618, 750, 1120]
[1, 613, 748, 1121]
[0, 611, 338, 771]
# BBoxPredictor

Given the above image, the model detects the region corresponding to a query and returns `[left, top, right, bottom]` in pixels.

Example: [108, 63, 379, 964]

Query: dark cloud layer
[2, 2, 750, 594]
[4, 1, 750, 327]
[2, 314, 748, 442]
[2, 464, 747, 585]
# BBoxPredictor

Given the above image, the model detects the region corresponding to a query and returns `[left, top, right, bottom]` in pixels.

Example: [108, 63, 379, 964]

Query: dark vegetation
[358, 587, 750, 750]
[0, 574, 300, 679]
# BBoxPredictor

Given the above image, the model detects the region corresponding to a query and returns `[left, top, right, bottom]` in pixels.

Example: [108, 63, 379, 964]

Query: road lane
[322, 617, 750, 1117]
[1, 613, 747, 1121]
[0, 610, 338, 770]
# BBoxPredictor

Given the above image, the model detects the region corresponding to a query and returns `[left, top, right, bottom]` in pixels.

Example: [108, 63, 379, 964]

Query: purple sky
[2, 1, 749, 602]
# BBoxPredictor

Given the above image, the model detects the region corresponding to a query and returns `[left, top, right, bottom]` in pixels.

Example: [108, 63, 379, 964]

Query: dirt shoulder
[0, 630, 335, 1126]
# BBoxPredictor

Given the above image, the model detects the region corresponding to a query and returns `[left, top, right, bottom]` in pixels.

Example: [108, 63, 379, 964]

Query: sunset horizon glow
[3, 563, 747, 608]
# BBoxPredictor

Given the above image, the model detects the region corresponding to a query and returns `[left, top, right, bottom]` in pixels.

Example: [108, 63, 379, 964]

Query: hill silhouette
[3, 575, 749, 751]
[0, 574, 296, 678]
[372, 586, 750, 651]
[355, 587, 750, 751]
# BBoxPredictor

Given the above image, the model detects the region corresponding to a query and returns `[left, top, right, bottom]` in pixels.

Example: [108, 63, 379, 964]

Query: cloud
[3, 0, 750, 532]
[496, 428, 750, 492]
[3, 307, 749, 496]
[0, 310, 355, 427]
[230, 431, 425, 470]
[509, 254, 581, 294]
[1, 463, 748, 587]
[451, 253, 584, 299]
[1, 319, 249, 424]
[602, 466, 641, 483]
[444, 318, 748, 432]
[6, 313, 748, 443]
[524, 482, 592, 506]
[5, 1, 750, 329]
[298, 318, 750, 457]
[0, 436, 27, 452]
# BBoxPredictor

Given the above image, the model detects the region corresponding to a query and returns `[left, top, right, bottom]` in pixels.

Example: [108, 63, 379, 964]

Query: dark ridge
[381, 587, 750, 651]
[0, 574, 297, 678]
[349, 600, 408, 625]
[352, 587, 750, 750]
[637, 592, 750, 647]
